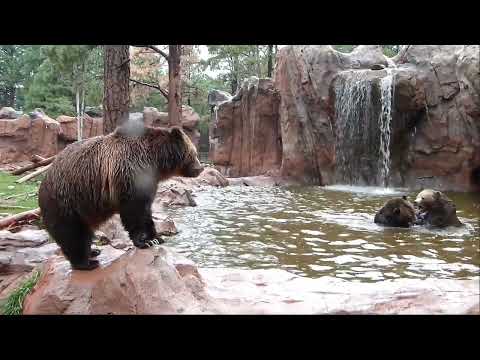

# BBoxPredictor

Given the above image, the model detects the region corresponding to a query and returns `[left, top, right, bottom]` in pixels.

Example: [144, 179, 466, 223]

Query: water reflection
[164, 185, 480, 282]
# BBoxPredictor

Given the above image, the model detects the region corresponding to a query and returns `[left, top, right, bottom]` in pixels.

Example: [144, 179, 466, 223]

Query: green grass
[1, 270, 41, 315]
[0, 171, 40, 214]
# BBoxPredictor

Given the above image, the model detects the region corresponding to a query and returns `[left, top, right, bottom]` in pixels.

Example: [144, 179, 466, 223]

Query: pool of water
[164, 185, 480, 282]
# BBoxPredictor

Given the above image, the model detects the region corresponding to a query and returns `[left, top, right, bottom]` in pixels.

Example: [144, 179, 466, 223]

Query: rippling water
[163, 185, 480, 282]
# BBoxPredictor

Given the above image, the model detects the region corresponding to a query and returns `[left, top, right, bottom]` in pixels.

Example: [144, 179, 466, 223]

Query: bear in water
[38, 124, 204, 270]
[374, 196, 416, 228]
[413, 189, 463, 228]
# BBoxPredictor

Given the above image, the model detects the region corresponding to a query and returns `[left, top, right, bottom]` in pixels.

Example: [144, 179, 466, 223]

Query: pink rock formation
[210, 77, 282, 177]
[0, 115, 60, 164]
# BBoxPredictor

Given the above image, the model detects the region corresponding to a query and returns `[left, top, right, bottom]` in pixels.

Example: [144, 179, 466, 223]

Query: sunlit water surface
[164, 185, 480, 282]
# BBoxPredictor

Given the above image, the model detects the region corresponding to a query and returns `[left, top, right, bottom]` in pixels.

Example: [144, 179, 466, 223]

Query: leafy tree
[24, 58, 75, 117]
[204, 45, 274, 95]
[16, 45, 103, 120]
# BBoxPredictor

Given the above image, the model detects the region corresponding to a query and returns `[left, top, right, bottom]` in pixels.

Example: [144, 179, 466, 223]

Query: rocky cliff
[209, 45, 480, 191]
[209, 78, 282, 177]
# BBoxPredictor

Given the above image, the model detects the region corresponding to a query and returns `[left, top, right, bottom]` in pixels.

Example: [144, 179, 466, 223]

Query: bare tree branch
[132, 45, 169, 61]
[130, 78, 169, 100]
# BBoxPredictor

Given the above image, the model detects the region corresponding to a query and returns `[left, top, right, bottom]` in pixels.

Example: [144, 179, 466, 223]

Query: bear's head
[414, 189, 444, 212]
[169, 127, 204, 178]
[413, 189, 461, 227]
[374, 196, 416, 228]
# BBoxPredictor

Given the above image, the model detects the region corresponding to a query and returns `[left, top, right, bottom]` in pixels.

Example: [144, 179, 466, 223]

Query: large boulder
[208, 89, 232, 108]
[0, 114, 60, 163]
[23, 246, 223, 315]
[0, 107, 18, 119]
[143, 107, 169, 127]
[210, 77, 282, 177]
[0, 229, 49, 249]
[181, 105, 200, 130]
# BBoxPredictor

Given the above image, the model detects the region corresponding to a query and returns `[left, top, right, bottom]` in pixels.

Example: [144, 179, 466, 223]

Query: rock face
[57, 115, 103, 141]
[56, 115, 103, 149]
[389, 45, 480, 191]
[274, 45, 392, 184]
[143, 105, 201, 149]
[22, 246, 479, 314]
[209, 45, 480, 191]
[0, 114, 60, 164]
[210, 77, 282, 177]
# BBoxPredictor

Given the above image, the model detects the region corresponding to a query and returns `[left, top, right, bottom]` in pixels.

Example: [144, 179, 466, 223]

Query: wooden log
[31, 155, 47, 163]
[16, 164, 51, 184]
[10, 156, 55, 176]
[0, 208, 41, 230]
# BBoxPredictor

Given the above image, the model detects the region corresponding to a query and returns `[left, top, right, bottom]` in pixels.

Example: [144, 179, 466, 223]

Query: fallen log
[31, 155, 47, 163]
[10, 156, 55, 176]
[0, 208, 41, 230]
[16, 164, 51, 184]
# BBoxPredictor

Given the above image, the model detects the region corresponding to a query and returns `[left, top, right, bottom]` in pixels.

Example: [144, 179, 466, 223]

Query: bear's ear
[170, 126, 184, 139]
[434, 191, 441, 200]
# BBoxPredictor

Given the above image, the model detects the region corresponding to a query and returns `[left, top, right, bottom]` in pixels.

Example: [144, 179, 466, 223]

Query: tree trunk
[6, 86, 15, 107]
[168, 45, 182, 126]
[255, 45, 261, 77]
[231, 56, 239, 95]
[103, 45, 130, 134]
[76, 88, 81, 141]
[267, 45, 273, 78]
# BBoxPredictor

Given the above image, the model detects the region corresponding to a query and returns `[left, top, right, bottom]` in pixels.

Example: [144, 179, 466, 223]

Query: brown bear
[413, 189, 463, 228]
[374, 196, 416, 228]
[38, 124, 204, 270]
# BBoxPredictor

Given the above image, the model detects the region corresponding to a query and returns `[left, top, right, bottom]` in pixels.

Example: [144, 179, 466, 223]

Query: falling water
[335, 69, 395, 186]
[378, 69, 394, 187]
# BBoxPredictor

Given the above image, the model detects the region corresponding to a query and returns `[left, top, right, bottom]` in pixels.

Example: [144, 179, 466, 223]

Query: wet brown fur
[374, 196, 416, 228]
[38, 125, 203, 270]
[414, 190, 463, 228]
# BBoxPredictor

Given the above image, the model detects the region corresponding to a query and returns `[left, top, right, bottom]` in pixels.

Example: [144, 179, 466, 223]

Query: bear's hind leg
[51, 216, 99, 270]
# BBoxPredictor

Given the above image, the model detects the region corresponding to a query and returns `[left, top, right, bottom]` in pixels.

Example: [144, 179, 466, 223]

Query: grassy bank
[1, 270, 41, 315]
[0, 171, 40, 215]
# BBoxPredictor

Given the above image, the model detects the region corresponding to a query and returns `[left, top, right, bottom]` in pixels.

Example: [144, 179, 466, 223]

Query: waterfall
[334, 69, 395, 186]
[378, 69, 394, 187]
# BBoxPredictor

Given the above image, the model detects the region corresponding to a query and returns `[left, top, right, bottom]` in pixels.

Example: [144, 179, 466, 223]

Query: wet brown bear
[374, 196, 416, 228]
[413, 189, 463, 227]
[38, 124, 203, 270]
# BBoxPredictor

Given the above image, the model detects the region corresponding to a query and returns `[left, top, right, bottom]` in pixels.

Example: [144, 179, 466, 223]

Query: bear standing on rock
[413, 189, 463, 228]
[38, 123, 204, 270]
